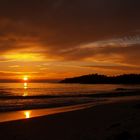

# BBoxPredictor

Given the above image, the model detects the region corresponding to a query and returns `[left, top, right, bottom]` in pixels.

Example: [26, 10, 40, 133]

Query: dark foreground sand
[0, 98, 140, 140]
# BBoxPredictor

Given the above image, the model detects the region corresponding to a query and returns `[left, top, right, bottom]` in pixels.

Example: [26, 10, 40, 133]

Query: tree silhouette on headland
[60, 74, 140, 84]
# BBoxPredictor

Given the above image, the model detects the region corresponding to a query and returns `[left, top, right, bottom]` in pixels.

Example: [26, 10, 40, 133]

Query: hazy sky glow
[0, 0, 140, 80]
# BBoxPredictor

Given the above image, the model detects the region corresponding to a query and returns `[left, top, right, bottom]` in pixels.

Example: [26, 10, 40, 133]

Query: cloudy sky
[0, 0, 140, 80]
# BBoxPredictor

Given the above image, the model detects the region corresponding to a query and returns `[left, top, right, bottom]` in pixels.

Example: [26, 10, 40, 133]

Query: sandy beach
[0, 96, 140, 140]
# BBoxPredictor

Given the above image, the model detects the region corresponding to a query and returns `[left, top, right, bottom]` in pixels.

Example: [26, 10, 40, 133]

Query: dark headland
[60, 74, 140, 84]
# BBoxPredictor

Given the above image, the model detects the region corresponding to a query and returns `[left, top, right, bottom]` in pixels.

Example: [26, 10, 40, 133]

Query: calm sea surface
[0, 83, 139, 112]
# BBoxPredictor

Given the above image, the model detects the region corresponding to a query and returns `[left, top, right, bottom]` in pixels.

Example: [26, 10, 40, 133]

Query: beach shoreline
[0, 96, 140, 140]
[0, 93, 139, 123]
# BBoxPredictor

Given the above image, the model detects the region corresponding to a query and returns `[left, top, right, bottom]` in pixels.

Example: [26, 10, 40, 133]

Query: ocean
[0, 83, 139, 112]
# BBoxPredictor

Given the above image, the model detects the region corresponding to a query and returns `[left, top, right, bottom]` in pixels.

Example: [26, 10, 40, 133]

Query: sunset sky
[0, 0, 140, 80]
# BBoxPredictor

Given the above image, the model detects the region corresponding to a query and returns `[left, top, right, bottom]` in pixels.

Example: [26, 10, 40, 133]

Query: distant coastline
[60, 74, 140, 84]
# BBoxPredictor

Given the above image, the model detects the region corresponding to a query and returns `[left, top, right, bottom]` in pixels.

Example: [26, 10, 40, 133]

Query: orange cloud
[0, 0, 139, 79]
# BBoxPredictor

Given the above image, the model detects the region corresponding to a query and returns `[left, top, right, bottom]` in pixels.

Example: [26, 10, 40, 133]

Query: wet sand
[0, 97, 140, 140]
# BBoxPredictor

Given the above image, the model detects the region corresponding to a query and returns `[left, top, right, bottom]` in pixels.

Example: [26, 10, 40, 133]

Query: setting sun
[23, 76, 28, 81]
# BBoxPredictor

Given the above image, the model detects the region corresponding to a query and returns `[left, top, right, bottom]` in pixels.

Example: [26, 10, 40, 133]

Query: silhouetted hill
[60, 74, 140, 84]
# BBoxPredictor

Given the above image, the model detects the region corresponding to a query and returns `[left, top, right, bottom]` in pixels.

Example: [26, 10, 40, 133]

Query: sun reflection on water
[23, 90, 28, 97]
[24, 82, 27, 87]
[23, 82, 28, 96]
[24, 111, 31, 119]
